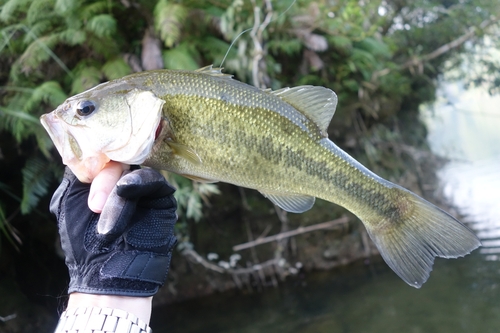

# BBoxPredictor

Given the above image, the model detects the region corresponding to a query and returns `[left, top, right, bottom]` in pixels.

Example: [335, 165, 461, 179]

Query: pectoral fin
[181, 174, 219, 183]
[259, 191, 315, 213]
[167, 141, 202, 165]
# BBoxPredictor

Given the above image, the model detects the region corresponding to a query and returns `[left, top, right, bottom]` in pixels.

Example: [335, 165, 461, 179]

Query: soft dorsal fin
[271, 86, 338, 137]
[195, 65, 233, 78]
[259, 190, 316, 213]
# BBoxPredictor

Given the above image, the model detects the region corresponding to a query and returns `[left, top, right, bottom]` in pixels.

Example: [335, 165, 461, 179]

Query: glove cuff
[67, 240, 175, 297]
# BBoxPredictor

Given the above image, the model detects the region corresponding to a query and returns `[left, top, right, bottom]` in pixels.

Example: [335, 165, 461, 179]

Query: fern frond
[56, 28, 86, 46]
[0, 0, 31, 23]
[27, 0, 55, 25]
[71, 63, 101, 94]
[163, 43, 199, 70]
[165, 173, 219, 222]
[79, 1, 110, 20]
[102, 57, 131, 80]
[23, 20, 53, 44]
[0, 105, 40, 142]
[17, 26, 72, 76]
[0, 107, 40, 125]
[86, 14, 117, 39]
[20, 156, 52, 214]
[23, 81, 67, 113]
[18, 35, 53, 68]
[55, 0, 77, 14]
[154, 0, 187, 48]
[0, 200, 22, 251]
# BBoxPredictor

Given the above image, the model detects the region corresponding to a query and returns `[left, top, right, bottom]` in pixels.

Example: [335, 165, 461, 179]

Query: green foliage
[154, 0, 187, 48]
[163, 42, 200, 70]
[167, 173, 220, 222]
[20, 156, 54, 214]
[102, 57, 132, 80]
[87, 14, 117, 39]
[70, 63, 102, 94]
[24, 81, 66, 113]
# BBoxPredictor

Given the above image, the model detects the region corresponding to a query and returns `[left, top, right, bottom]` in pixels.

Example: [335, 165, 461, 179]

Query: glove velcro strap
[101, 251, 171, 285]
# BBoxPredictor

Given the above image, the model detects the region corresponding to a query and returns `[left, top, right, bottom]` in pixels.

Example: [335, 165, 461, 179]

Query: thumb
[97, 171, 136, 235]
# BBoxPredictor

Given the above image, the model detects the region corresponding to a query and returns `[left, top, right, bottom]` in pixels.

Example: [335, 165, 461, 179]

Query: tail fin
[364, 190, 481, 288]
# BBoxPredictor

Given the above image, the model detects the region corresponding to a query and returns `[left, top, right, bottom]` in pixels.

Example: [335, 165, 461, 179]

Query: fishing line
[219, 0, 297, 68]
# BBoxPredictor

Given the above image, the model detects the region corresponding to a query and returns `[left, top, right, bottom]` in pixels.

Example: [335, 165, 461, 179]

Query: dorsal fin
[271, 86, 338, 136]
[195, 65, 233, 78]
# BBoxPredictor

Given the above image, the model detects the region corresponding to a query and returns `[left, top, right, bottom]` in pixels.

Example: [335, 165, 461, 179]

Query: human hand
[88, 161, 128, 213]
[50, 167, 177, 297]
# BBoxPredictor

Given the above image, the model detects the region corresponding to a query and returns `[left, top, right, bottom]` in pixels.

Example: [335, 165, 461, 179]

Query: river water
[152, 80, 500, 332]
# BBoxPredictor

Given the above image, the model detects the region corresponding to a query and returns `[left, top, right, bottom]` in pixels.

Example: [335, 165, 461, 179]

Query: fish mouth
[40, 113, 64, 153]
[40, 112, 109, 183]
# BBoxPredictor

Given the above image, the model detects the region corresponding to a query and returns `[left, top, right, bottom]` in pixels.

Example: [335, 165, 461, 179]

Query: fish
[40, 65, 480, 288]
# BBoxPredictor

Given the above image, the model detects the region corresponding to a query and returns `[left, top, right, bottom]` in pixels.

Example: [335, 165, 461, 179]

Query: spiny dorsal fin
[259, 190, 316, 213]
[271, 86, 338, 137]
[195, 65, 233, 78]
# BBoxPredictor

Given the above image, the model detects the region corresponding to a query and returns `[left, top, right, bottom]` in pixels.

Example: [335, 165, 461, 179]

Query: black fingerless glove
[50, 168, 177, 297]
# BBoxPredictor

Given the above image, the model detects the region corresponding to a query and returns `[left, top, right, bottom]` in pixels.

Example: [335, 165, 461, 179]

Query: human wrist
[67, 293, 153, 324]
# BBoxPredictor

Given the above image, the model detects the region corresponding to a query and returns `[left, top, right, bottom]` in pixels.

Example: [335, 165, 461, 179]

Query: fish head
[40, 84, 165, 182]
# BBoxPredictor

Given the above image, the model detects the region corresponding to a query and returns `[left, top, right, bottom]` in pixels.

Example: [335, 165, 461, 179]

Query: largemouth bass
[40, 66, 480, 288]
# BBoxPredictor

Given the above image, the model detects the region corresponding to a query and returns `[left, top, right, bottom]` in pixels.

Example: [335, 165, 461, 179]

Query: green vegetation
[0, 0, 499, 311]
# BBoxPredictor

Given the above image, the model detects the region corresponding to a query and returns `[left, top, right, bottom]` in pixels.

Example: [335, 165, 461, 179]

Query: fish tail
[363, 189, 480, 288]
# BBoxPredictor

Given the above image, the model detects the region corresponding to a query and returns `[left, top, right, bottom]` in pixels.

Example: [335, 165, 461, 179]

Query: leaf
[71, 63, 102, 94]
[0, 105, 40, 142]
[0, 203, 18, 251]
[17, 35, 56, 72]
[27, 0, 54, 25]
[0, 0, 31, 23]
[154, 0, 187, 48]
[80, 1, 110, 21]
[163, 43, 199, 70]
[55, 0, 78, 14]
[354, 37, 392, 58]
[86, 14, 117, 39]
[102, 57, 131, 80]
[57, 28, 86, 46]
[21, 157, 52, 214]
[329, 35, 352, 54]
[23, 81, 67, 113]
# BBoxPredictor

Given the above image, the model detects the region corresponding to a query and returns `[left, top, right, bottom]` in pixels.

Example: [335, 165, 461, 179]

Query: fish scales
[104, 69, 385, 213]
[141, 71, 390, 215]
[40, 66, 480, 288]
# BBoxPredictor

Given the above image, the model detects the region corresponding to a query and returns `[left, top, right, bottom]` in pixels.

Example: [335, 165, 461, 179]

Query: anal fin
[259, 191, 315, 213]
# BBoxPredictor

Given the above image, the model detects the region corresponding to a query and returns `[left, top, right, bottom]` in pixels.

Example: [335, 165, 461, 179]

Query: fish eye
[76, 100, 96, 117]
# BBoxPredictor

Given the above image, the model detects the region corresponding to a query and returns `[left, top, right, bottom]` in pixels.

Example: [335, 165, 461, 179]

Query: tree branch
[0, 313, 17, 323]
[250, 0, 273, 88]
[373, 16, 499, 81]
[233, 216, 350, 251]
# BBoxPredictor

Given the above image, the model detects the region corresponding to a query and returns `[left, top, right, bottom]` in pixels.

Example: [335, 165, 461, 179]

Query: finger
[88, 161, 129, 213]
[97, 185, 128, 235]
[117, 169, 175, 199]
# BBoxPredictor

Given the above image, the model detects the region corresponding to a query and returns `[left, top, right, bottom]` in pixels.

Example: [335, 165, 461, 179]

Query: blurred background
[0, 0, 499, 332]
